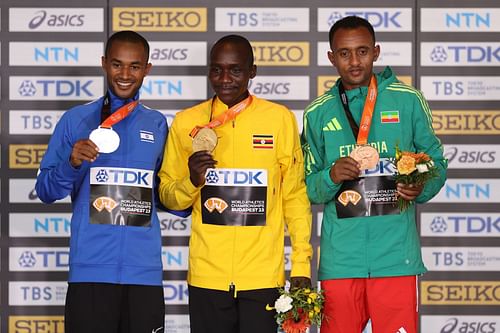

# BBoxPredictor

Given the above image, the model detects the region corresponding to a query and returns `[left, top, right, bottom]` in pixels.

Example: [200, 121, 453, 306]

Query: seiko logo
[433, 111, 500, 134]
[29, 10, 84, 29]
[9, 144, 47, 169]
[252, 42, 309, 66]
[422, 281, 500, 304]
[9, 316, 65, 333]
[113, 8, 207, 31]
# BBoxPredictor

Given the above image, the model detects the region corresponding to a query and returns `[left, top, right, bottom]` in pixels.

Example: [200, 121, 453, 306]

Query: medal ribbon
[190, 95, 253, 138]
[101, 99, 139, 129]
[338, 75, 378, 145]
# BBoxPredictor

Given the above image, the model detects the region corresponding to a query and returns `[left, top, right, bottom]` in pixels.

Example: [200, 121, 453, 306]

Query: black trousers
[65, 282, 165, 333]
[188, 285, 279, 333]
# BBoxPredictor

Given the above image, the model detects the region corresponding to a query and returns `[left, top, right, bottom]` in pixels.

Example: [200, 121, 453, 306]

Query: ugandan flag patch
[253, 135, 274, 149]
[381, 110, 400, 123]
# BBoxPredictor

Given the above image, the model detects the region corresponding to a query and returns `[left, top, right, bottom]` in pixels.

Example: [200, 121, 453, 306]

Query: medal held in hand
[350, 144, 379, 170]
[192, 128, 218, 152]
[339, 75, 379, 170]
[190, 95, 253, 153]
[89, 99, 138, 154]
[89, 127, 120, 154]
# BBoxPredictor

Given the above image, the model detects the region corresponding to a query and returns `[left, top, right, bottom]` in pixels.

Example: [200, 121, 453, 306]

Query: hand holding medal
[89, 99, 138, 154]
[339, 75, 380, 170]
[192, 128, 218, 153]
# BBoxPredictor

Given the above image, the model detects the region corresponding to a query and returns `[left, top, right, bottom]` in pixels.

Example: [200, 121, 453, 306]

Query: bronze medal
[192, 128, 218, 152]
[350, 145, 380, 170]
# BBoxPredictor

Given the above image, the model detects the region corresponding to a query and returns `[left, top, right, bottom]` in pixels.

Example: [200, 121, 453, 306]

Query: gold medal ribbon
[190, 95, 253, 138]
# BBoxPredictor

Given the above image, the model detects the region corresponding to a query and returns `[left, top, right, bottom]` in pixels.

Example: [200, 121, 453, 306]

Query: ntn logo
[35, 46, 79, 62]
[446, 12, 490, 28]
[446, 183, 489, 198]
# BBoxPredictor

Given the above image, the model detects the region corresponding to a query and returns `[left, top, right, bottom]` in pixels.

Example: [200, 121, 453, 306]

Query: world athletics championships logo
[18, 251, 37, 268]
[430, 46, 448, 62]
[18, 80, 37, 97]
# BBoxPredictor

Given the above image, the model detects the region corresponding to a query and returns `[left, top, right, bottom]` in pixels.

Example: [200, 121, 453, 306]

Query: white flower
[416, 163, 429, 173]
[274, 294, 293, 313]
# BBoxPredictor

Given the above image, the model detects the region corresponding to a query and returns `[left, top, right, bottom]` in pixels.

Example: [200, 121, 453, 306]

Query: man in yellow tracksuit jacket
[158, 34, 312, 333]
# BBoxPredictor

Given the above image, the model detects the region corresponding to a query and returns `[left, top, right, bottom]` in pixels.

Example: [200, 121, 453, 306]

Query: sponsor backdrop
[1, 0, 499, 332]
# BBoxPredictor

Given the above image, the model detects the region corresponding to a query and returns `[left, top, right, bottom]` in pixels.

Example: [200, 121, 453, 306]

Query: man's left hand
[397, 183, 424, 201]
[290, 276, 312, 290]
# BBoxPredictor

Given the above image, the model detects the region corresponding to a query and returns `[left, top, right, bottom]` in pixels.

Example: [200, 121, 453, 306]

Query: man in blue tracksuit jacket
[36, 31, 167, 333]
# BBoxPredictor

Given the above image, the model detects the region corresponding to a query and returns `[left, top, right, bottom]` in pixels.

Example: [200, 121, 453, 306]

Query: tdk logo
[163, 281, 189, 305]
[15, 249, 69, 270]
[18, 79, 93, 96]
[362, 158, 396, 177]
[328, 11, 402, 28]
[430, 44, 500, 63]
[430, 216, 448, 233]
[204, 168, 267, 187]
[90, 167, 153, 188]
[18, 251, 37, 268]
[18, 80, 37, 96]
[95, 169, 109, 182]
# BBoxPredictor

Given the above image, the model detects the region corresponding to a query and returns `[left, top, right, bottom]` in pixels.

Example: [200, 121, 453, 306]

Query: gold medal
[192, 128, 218, 152]
[350, 145, 379, 170]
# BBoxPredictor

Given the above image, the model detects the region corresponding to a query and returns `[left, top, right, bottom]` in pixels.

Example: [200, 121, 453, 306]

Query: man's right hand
[70, 139, 99, 168]
[329, 157, 361, 184]
[188, 151, 217, 187]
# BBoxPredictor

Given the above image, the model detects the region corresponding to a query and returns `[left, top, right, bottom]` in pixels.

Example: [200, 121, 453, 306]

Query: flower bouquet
[266, 286, 324, 333]
[392, 145, 439, 211]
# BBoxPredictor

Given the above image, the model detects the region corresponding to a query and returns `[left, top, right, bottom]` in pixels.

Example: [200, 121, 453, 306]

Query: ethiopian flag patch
[253, 135, 274, 149]
[381, 110, 400, 123]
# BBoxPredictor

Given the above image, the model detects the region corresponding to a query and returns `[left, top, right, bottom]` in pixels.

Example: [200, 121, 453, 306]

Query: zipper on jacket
[229, 282, 236, 298]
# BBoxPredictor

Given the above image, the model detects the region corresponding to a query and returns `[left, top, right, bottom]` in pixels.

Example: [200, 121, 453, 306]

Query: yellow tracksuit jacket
[158, 96, 312, 292]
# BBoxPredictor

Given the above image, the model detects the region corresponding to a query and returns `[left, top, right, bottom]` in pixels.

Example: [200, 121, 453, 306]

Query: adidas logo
[396, 327, 408, 333]
[323, 117, 342, 131]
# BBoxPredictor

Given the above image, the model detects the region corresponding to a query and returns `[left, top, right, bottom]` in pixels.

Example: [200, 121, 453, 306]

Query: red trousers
[321, 276, 418, 333]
